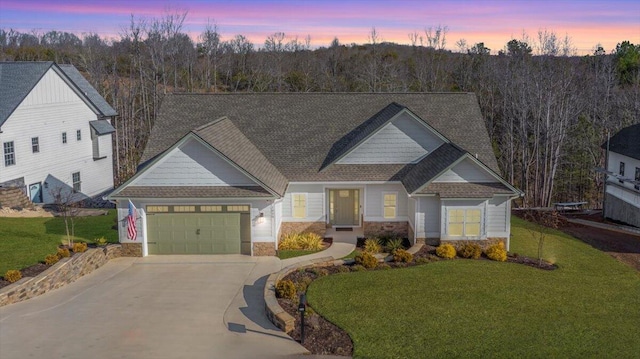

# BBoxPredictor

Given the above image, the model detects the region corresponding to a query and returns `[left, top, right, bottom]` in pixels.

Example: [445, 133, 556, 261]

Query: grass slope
[277, 249, 322, 260]
[0, 210, 118, 274]
[307, 216, 640, 358]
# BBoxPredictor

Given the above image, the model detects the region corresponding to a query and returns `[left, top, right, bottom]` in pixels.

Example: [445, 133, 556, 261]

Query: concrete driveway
[0, 255, 308, 359]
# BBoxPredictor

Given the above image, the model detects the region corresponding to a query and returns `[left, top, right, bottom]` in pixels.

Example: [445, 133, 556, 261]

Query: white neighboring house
[0, 61, 117, 204]
[603, 123, 640, 227]
[109, 93, 522, 257]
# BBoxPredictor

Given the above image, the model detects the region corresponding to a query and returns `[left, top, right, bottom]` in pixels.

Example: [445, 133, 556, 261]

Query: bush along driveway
[284, 217, 640, 358]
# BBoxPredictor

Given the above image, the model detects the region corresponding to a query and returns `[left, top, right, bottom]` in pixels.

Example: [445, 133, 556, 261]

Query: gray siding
[417, 196, 440, 238]
[282, 183, 325, 221]
[337, 113, 443, 164]
[433, 157, 495, 183]
[486, 196, 509, 236]
[134, 138, 256, 187]
[365, 183, 408, 220]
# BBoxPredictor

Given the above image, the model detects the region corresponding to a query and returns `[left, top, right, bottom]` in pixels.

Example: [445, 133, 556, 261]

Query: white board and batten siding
[337, 112, 443, 164]
[433, 157, 495, 183]
[0, 68, 113, 202]
[133, 138, 256, 187]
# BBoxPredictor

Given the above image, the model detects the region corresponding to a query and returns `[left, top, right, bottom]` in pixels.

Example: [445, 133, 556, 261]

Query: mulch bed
[276, 244, 554, 356]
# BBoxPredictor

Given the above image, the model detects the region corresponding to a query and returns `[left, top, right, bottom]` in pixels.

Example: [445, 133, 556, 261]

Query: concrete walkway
[280, 229, 358, 268]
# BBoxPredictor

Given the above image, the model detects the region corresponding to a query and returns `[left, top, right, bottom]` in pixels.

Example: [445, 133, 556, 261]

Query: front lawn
[0, 210, 118, 274]
[307, 216, 640, 358]
[277, 249, 323, 260]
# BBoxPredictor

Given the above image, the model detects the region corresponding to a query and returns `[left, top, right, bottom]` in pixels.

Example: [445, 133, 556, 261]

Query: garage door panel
[147, 212, 245, 255]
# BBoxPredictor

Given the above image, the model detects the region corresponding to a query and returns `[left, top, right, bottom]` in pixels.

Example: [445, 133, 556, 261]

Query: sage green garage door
[147, 213, 250, 254]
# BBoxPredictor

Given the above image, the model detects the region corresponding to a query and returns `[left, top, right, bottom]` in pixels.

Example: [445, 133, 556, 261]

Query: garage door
[146, 205, 251, 255]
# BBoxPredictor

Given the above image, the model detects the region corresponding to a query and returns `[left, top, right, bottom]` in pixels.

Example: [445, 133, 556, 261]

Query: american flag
[127, 200, 137, 240]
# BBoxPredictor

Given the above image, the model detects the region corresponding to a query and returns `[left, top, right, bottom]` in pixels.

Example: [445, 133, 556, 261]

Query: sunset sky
[1, 0, 638, 55]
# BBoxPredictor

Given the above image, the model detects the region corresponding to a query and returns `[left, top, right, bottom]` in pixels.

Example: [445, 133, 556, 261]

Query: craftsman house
[602, 123, 640, 227]
[0, 61, 116, 204]
[109, 93, 521, 256]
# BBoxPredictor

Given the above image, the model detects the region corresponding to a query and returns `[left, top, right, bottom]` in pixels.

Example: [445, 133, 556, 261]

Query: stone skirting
[120, 243, 143, 257]
[363, 221, 409, 238]
[279, 221, 326, 240]
[253, 242, 276, 256]
[0, 245, 122, 307]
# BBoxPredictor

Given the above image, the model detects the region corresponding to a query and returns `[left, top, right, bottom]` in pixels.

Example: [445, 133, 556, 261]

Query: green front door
[147, 213, 242, 254]
[329, 189, 360, 226]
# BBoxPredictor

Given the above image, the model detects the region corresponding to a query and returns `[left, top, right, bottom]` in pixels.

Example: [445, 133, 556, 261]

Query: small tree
[524, 210, 561, 267]
[50, 186, 82, 247]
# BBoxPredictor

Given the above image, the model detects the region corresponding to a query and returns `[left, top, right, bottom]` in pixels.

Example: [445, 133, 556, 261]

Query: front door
[29, 182, 43, 203]
[329, 189, 359, 226]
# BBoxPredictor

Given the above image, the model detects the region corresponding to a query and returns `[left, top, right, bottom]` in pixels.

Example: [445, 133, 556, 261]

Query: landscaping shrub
[393, 249, 413, 263]
[308, 267, 329, 277]
[363, 238, 382, 254]
[95, 237, 108, 246]
[485, 242, 507, 262]
[355, 252, 378, 269]
[351, 264, 367, 272]
[385, 238, 405, 254]
[275, 279, 297, 299]
[295, 276, 314, 293]
[377, 263, 391, 270]
[436, 243, 456, 259]
[457, 243, 482, 259]
[336, 265, 351, 273]
[57, 247, 70, 258]
[4, 269, 21, 283]
[279, 232, 324, 250]
[73, 242, 88, 253]
[416, 257, 430, 265]
[44, 254, 59, 265]
[377, 232, 398, 246]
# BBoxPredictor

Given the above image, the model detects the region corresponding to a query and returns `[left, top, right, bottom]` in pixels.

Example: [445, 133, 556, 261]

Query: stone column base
[253, 242, 276, 256]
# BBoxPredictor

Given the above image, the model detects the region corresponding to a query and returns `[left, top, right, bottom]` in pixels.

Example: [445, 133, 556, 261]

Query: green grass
[341, 249, 361, 259]
[0, 210, 118, 274]
[307, 216, 640, 358]
[277, 249, 323, 260]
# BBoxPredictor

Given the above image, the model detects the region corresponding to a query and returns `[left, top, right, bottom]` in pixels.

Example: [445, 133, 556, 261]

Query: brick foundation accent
[416, 238, 426, 245]
[120, 243, 143, 257]
[363, 221, 409, 238]
[0, 245, 122, 307]
[253, 242, 276, 256]
[279, 222, 326, 240]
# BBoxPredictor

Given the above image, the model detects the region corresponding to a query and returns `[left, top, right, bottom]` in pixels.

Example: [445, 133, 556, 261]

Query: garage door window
[201, 205, 223, 212]
[147, 206, 169, 213]
[227, 205, 249, 212]
[174, 205, 196, 212]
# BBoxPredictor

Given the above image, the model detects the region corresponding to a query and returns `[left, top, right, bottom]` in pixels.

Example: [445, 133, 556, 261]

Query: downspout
[603, 131, 610, 221]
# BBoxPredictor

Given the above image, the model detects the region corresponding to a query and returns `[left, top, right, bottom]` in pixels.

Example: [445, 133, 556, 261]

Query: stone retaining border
[264, 243, 424, 333]
[0, 244, 122, 307]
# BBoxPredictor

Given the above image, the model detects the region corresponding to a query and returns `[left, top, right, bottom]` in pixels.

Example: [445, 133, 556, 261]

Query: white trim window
[62, 132, 67, 144]
[447, 208, 482, 238]
[31, 137, 39, 153]
[383, 192, 397, 219]
[3, 141, 15, 166]
[292, 193, 307, 218]
[76, 129, 82, 141]
[72, 172, 81, 192]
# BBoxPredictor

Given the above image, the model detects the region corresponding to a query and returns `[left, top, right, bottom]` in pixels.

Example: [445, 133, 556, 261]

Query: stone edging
[263, 243, 424, 333]
[0, 244, 122, 307]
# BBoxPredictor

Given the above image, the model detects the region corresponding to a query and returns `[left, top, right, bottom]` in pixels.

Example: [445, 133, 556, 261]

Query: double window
[448, 208, 482, 237]
[3, 141, 15, 166]
[383, 193, 397, 219]
[292, 194, 307, 218]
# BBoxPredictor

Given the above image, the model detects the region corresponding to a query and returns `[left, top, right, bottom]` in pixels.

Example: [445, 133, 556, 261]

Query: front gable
[336, 111, 445, 164]
[20, 68, 90, 111]
[433, 157, 495, 183]
[130, 137, 258, 187]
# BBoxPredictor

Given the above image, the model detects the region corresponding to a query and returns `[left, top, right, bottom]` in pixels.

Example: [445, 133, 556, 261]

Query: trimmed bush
[436, 243, 456, 259]
[385, 238, 405, 254]
[275, 279, 297, 299]
[308, 267, 329, 277]
[44, 254, 59, 265]
[73, 242, 88, 253]
[336, 265, 351, 273]
[57, 247, 71, 258]
[416, 257, 430, 265]
[377, 263, 391, 270]
[457, 243, 482, 259]
[4, 269, 22, 283]
[363, 238, 382, 254]
[351, 264, 367, 272]
[355, 252, 378, 269]
[393, 249, 413, 263]
[95, 237, 108, 246]
[485, 242, 507, 262]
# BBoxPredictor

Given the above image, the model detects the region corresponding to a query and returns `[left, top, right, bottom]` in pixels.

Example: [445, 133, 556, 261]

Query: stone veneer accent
[363, 221, 409, 238]
[279, 221, 326, 240]
[253, 242, 276, 256]
[120, 243, 143, 257]
[0, 245, 122, 307]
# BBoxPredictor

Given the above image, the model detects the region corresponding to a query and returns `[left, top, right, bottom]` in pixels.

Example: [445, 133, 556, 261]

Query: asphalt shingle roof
[401, 143, 466, 193]
[0, 61, 53, 128]
[90, 120, 116, 135]
[117, 185, 272, 198]
[143, 93, 501, 186]
[417, 182, 513, 197]
[59, 64, 117, 117]
[603, 123, 640, 161]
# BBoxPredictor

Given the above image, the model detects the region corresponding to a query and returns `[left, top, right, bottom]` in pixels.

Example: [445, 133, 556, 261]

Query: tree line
[1, 12, 639, 208]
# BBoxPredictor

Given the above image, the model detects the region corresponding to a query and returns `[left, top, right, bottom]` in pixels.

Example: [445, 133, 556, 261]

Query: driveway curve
[0, 255, 307, 359]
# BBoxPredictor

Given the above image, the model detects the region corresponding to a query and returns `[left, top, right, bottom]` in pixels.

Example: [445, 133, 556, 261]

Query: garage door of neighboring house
[146, 205, 251, 255]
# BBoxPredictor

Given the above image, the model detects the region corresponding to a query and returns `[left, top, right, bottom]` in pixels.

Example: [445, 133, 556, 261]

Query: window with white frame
[31, 137, 39, 153]
[448, 208, 482, 237]
[4, 141, 15, 166]
[292, 193, 307, 218]
[76, 129, 82, 141]
[72, 172, 81, 192]
[62, 132, 67, 144]
[383, 193, 397, 219]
